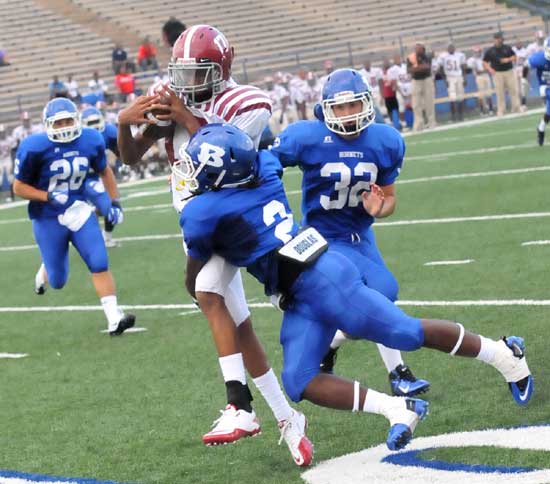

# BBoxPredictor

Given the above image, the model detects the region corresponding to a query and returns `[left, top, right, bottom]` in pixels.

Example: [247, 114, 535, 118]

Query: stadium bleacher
[0, 0, 545, 128]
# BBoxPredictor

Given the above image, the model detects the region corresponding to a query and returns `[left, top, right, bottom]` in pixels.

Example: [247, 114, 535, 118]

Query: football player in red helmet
[116, 25, 313, 467]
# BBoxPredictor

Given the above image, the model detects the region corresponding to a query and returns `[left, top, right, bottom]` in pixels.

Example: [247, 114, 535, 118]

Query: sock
[225, 380, 253, 412]
[330, 329, 348, 350]
[475, 336, 497, 363]
[101, 295, 123, 330]
[219, 353, 247, 384]
[538, 119, 545, 132]
[376, 344, 404, 373]
[362, 388, 394, 416]
[103, 230, 113, 242]
[252, 368, 292, 422]
[35, 263, 46, 287]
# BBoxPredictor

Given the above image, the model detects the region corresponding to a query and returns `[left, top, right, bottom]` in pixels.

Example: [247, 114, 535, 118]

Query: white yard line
[424, 259, 474, 266]
[521, 240, 550, 246]
[3, 300, 550, 313]
[0, 353, 28, 358]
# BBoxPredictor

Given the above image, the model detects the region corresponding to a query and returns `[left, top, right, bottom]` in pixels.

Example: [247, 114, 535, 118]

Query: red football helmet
[168, 25, 234, 105]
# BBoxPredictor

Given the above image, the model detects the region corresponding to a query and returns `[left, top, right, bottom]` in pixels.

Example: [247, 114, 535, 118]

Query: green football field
[1, 113, 550, 484]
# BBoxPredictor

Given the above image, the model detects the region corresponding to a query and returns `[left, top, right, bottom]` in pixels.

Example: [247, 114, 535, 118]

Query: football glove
[47, 189, 69, 208]
[106, 204, 123, 225]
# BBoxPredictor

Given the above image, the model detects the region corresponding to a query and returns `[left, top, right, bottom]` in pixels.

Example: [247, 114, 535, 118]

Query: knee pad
[386, 319, 424, 351]
[87, 252, 109, 273]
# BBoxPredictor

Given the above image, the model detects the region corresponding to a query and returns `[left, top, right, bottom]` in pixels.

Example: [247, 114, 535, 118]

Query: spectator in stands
[48, 75, 68, 99]
[162, 17, 186, 48]
[112, 43, 128, 75]
[381, 59, 402, 131]
[483, 32, 519, 117]
[137, 36, 158, 72]
[407, 42, 436, 131]
[467, 46, 494, 115]
[66, 74, 80, 103]
[0, 47, 10, 67]
[114, 63, 135, 102]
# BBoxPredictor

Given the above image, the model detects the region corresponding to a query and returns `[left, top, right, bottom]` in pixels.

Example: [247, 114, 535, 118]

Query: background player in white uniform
[264, 75, 291, 136]
[116, 24, 312, 466]
[0, 124, 14, 201]
[513, 40, 529, 111]
[467, 46, 494, 115]
[359, 59, 384, 113]
[438, 44, 467, 122]
[389, 55, 413, 129]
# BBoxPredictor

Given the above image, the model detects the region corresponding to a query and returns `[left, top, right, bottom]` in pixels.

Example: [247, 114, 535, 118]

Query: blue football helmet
[81, 106, 105, 132]
[43, 98, 81, 143]
[174, 123, 257, 193]
[319, 68, 375, 135]
[544, 37, 550, 60]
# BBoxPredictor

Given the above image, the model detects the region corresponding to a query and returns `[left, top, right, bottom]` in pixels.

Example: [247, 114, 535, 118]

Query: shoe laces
[395, 365, 417, 382]
[210, 405, 236, 429]
[278, 412, 304, 449]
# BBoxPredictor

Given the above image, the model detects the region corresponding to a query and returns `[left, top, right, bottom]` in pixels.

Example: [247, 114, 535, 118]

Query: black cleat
[389, 364, 430, 397]
[320, 347, 339, 374]
[537, 129, 545, 147]
[109, 314, 136, 336]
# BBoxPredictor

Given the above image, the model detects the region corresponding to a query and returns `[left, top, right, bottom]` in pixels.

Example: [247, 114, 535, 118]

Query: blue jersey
[180, 151, 295, 295]
[14, 128, 107, 219]
[528, 51, 550, 86]
[102, 123, 118, 154]
[271, 120, 404, 238]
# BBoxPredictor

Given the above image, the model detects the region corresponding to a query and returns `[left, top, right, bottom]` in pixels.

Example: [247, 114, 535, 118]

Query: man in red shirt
[137, 36, 159, 71]
[114, 64, 135, 102]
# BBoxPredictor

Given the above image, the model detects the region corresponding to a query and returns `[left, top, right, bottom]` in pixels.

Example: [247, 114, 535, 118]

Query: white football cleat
[34, 263, 47, 295]
[102, 230, 119, 248]
[202, 404, 261, 446]
[278, 410, 313, 467]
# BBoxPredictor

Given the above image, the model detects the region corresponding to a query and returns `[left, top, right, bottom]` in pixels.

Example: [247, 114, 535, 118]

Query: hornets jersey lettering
[180, 151, 295, 294]
[271, 120, 404, 238]
[14, 128, 107, 219]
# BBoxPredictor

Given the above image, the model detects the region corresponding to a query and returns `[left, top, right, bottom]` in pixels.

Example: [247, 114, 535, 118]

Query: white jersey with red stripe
[152, 77, 272, 212]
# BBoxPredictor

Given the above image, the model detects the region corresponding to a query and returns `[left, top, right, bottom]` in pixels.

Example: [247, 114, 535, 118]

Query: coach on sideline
[483, 32, 519, 117]
[407, 42, 436, 132]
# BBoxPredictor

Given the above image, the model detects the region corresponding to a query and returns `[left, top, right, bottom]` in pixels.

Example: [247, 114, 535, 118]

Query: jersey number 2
[320, 162, 378, 209]
[263, 200, 294, 243]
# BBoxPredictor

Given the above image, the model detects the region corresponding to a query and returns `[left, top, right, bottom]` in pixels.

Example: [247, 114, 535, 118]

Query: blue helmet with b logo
[174, 123, 257, 193]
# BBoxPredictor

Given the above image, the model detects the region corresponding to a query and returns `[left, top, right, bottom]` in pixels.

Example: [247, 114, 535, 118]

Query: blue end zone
[0, 469, 135, 484]
[381, 448, 538, 474]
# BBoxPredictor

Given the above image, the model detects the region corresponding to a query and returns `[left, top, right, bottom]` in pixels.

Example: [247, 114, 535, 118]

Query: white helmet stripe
[183, 24, 203, 59]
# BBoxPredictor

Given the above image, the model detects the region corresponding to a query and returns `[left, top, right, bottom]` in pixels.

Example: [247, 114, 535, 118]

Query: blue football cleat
[503, 336, 534, 406]
[389, 364, 430, 397]
[386, 398, 429, 451]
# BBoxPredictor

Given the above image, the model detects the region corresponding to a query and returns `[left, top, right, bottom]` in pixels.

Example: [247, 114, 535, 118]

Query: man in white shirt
[359, 59, 384, 112]
[389, 55, 414, 129]
[265, 75, 291, 136]
[513, 40, 529, 111]
[467, 46, 494, 115]
[438, 44, 467, 121]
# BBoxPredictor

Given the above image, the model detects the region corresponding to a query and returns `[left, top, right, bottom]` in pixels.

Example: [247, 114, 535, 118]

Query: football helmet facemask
[320, 68, 375, 136]
[43, 98, 82, 143]
[173, 123, 256, 193]
[168, 25, 233, 105]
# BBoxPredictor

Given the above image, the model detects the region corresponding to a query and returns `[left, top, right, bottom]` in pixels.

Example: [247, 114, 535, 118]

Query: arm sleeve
[181, 208, 215, 262]
[14, 139, 38, 184]
[232, 107, 271, 149]
[378, 133, 405, 186]
[270, 126, 301, 168]
[90, 131, 108, 173]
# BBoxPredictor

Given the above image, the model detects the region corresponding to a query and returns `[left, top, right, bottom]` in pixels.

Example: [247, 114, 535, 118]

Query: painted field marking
[3, 299, 550, 314]
[302, 425, 550, 484]
[424, 259, 474, 266]
[522, 240, 550, 246]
